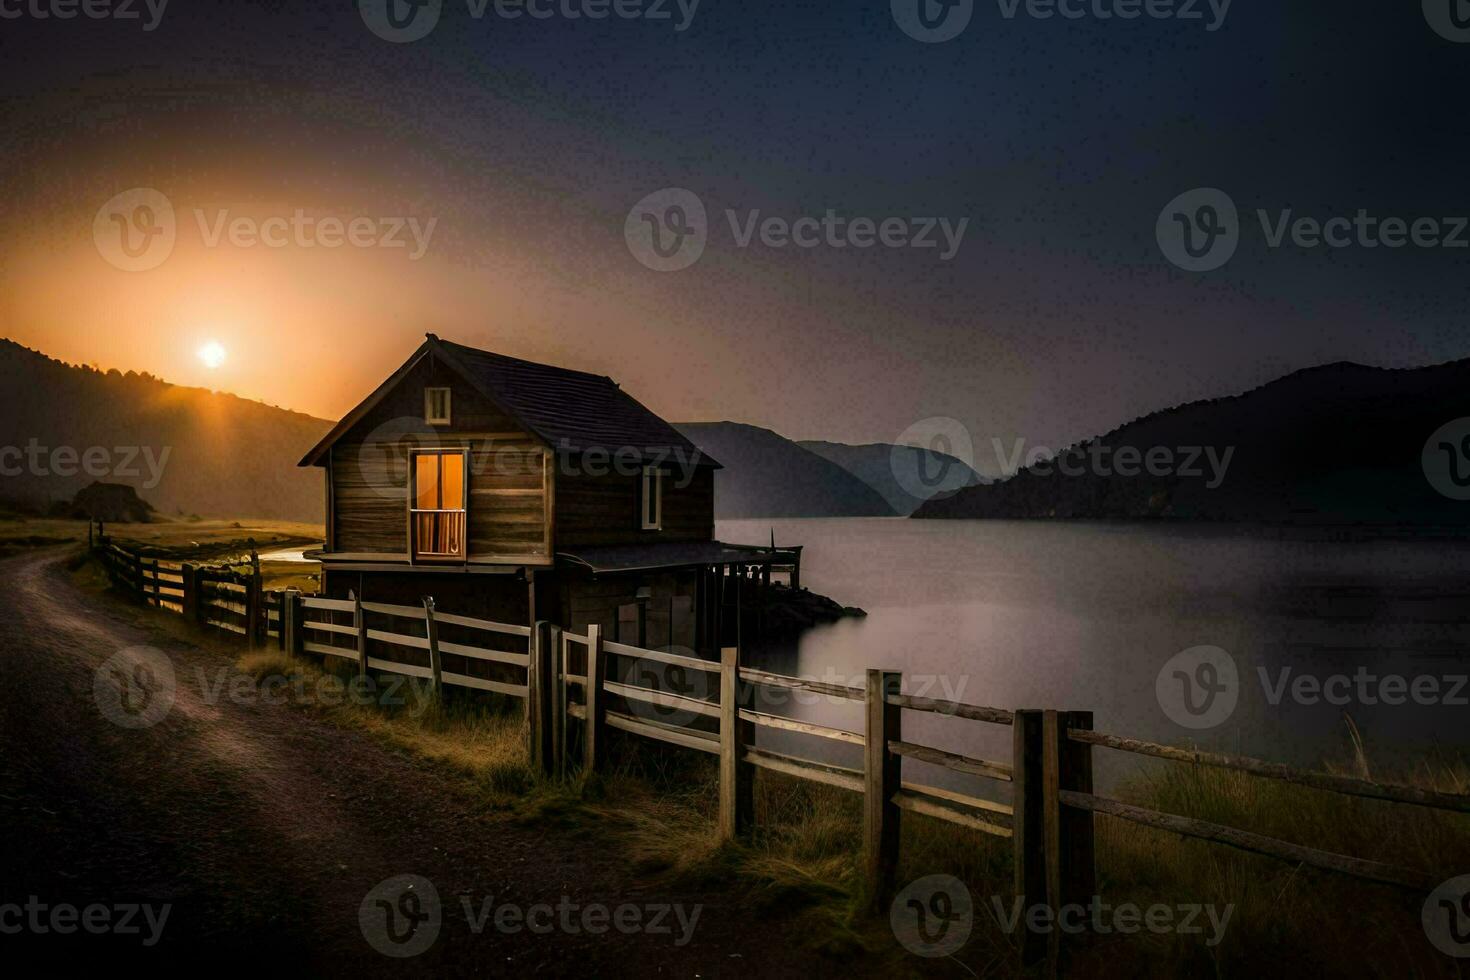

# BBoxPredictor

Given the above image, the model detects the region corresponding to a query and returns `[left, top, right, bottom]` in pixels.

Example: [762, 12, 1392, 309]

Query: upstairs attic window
[641, 465, 663, 530]
[425, 387, 451, 425]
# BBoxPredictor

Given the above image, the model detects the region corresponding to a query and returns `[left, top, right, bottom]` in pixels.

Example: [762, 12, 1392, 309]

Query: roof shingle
[434, 338, 715, 466]
[299, 335, 717, 468]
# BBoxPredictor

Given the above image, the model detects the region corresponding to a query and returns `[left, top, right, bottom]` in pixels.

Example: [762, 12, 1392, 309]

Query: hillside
[800, 440, 984, 516]
[913, 359, 1470, 525]
[0, 339, 330, 521]
[674, 422, 897, 519]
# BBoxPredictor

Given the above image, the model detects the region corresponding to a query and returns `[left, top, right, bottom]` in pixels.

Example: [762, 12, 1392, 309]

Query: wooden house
[299, 334, 786, 654]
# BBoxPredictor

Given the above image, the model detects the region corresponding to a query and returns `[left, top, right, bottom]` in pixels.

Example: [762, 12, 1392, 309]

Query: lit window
[641, 466, 663, 530]
[425, 387, 452, 425]
[412, 451, 466, 559]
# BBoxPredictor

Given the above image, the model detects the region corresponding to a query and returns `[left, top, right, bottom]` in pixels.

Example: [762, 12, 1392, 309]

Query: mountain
[674, 422, 897, 519]
[800, 440, 985, 516]
[913, 359, 1470, 525]
[0, 339, 330, 521]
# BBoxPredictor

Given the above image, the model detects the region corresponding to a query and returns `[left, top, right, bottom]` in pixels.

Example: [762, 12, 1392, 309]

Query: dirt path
[0, 549, 853, 976]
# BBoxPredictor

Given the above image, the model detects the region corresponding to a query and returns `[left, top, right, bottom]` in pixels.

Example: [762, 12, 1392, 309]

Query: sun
[197, 341, 227, 369]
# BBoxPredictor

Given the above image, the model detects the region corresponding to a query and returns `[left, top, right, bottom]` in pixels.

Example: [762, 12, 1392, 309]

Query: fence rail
[1067, 728, 1470, 813]
[89, 528, 1470, 974]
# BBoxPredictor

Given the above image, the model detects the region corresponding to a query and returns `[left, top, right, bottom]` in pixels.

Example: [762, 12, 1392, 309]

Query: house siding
[329, 356, 551, 560]
[553, 466, 714, 549]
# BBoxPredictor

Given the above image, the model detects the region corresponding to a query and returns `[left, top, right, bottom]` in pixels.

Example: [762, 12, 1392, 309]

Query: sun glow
[197, 340, 227, 369]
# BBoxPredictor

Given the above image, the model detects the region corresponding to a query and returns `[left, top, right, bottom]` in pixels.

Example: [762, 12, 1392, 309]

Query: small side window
[425, 387, 451, 425]
[641, 466, 663, 530]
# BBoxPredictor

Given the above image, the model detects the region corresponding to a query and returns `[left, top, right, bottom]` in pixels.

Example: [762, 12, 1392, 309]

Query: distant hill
[675, 422, 897, 519]
[914, 359, 1470, 525]
[0, 339, 330, 521]
[62, 482, 155, 522]
[800, 440, 984, 516]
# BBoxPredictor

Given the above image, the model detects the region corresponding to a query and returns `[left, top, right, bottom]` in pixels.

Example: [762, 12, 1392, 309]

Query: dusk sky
[4, 0, 1468, 467]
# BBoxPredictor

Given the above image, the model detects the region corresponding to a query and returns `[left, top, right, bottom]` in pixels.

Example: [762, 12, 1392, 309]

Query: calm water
[719, 517, 1470, 793]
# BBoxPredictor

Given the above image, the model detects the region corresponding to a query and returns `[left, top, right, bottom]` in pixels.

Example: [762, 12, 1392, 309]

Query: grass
[2, 516, 326, 590]
[235, 650, 539, 806]
[254, 676, 1469, 977]
[75, 549, 1470, 977]
[0, 516, 321, 557]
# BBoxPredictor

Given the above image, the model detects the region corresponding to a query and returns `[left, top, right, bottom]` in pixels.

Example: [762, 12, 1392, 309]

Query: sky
[2, 0, 1468, 472]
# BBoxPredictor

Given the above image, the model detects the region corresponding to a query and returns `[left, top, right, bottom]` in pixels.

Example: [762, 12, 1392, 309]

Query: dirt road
[0, 549, 849, 976]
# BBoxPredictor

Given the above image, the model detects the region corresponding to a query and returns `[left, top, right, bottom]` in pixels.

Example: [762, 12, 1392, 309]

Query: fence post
[245, 574, 260, 652]
[283, 588, 302, 656]
[527, 621, 551, 774]
[1012, 709, 1048, 969]
[194, 570, 209, 627]
[718, 645, 753, 839]
[865, 667, 902, 912]
[1042, 710, 1067, 973]
[352, 589, 368, 679]
[549, 624, 566, 779]
[251, 547, 262, 645]
[422, 596, 442, 699]
[583, 624, 605, 773]
[182, 564, 197, 622]
[268, 590, 282, 650]
[1057, 710, 1096, 919]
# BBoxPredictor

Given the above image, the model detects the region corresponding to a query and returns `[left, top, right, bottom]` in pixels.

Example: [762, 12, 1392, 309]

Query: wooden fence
[90, 533, 1470, 973]
[97, 534, 265, 642]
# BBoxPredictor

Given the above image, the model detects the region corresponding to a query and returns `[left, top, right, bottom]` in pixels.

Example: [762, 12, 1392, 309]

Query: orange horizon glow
[0, 184, 815, 429]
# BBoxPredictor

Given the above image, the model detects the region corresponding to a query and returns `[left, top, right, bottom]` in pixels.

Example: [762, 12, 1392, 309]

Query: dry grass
[1083, 755, 1470, 977]
[12, 516, 327, 589]
[235, 650, 539, 807]
[226, 647, 1470, 976]
[60, 549, 1434, 975]
[0, 516, 321, 562]
[75, 552, 1470, 977]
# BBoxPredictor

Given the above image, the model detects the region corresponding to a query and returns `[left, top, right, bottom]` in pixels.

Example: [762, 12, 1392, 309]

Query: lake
[718, 517, 1470, 793]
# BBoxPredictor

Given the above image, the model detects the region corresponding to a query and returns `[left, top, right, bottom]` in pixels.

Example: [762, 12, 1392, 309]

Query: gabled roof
[299, 334, 718, 468]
